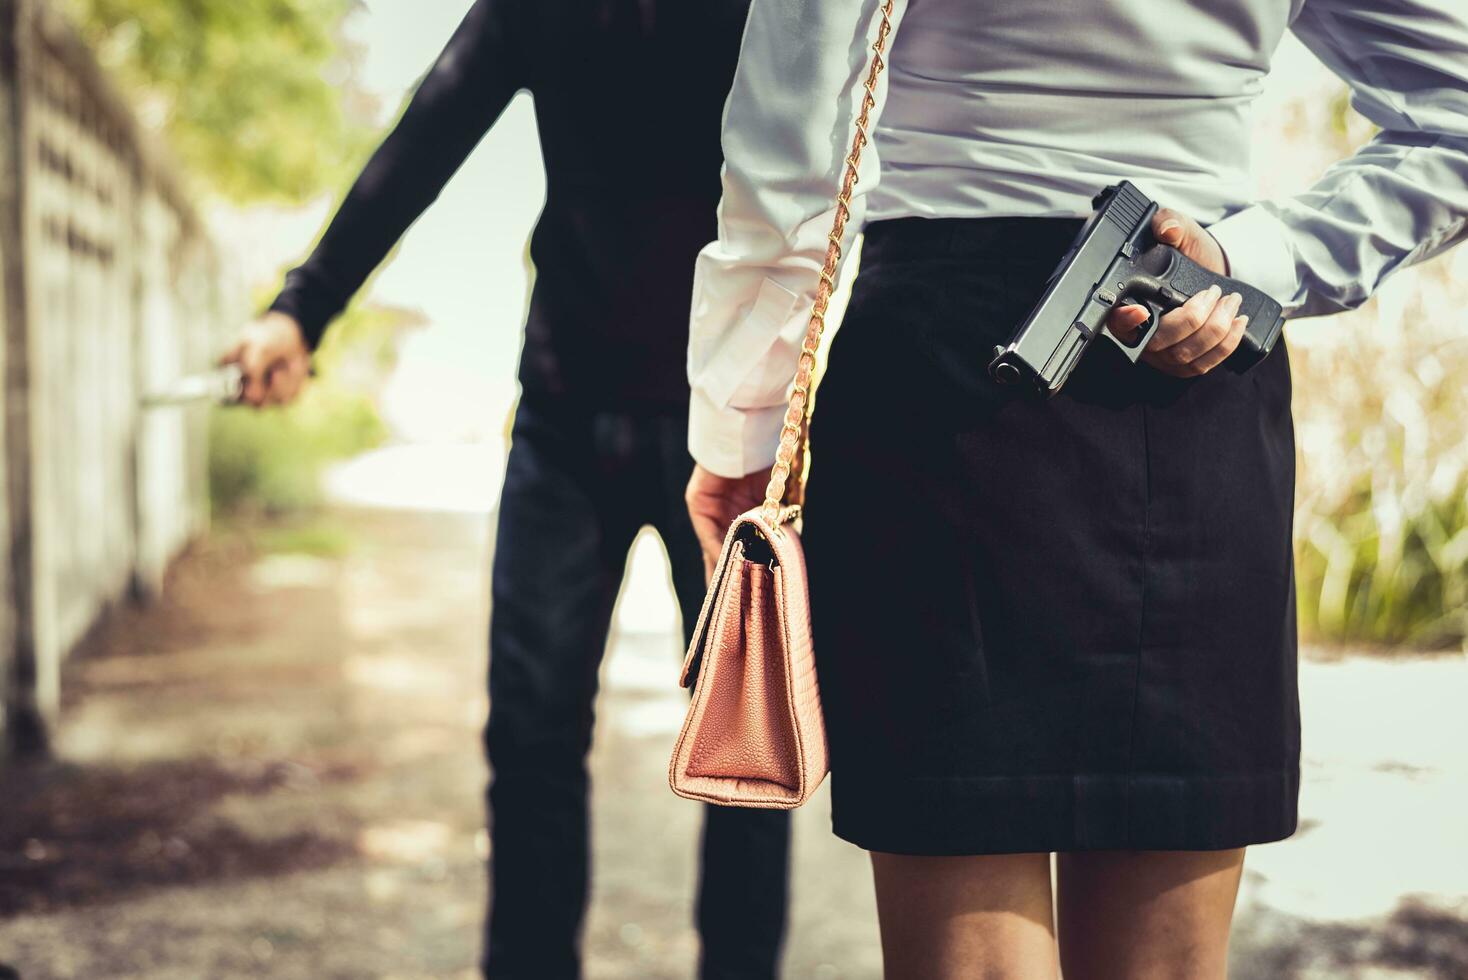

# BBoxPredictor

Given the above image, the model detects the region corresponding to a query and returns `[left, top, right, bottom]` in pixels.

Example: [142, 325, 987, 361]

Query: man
[224, 2, 791, 977]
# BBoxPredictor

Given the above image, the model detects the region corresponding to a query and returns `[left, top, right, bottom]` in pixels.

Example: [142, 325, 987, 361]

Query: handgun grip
[1157, 245, 1286, 367]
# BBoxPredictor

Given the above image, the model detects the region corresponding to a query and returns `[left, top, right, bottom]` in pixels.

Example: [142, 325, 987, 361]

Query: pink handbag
[669, 0, 897, 809]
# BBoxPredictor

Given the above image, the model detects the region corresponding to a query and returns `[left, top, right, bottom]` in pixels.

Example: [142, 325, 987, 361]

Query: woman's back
[870, 0, 1301, 221]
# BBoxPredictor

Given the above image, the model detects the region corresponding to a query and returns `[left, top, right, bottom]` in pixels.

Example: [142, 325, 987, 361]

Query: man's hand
[221, 312, 312, 407]
[1107, 207, 1247, 378]
[686, 464, 768, 582]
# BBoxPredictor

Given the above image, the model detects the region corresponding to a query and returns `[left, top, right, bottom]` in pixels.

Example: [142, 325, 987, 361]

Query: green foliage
[62, 0, 373, 202]
[1298, 484, 1468, 649]
[207, 382, 385, 515]
[1290, 255, 1468, 650]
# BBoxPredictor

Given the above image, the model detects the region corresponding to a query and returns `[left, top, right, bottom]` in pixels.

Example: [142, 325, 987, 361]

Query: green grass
[1297, 490, 1468, 649]
[208, 383, 385, 516]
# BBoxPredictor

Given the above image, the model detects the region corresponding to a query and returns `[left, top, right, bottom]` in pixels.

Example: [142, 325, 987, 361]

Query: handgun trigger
[1099, 298, 1164, 362]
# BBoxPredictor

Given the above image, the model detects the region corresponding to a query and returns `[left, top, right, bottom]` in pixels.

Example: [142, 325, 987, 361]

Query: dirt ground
[1, 504, 1465, 979]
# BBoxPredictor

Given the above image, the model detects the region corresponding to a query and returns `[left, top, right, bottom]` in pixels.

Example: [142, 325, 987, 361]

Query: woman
[684, 0, 1468, 976]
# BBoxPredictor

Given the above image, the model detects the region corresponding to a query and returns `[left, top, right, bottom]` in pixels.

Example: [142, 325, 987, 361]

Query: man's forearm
[268, 0, 524, 347]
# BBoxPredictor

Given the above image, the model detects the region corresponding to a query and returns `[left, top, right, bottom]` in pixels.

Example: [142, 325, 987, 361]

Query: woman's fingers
[690, 509, 726, 581]
[1188, 314, 1249, 375]
[1170, 289, 1242, 363]
[1141, 286, 1245, 377]
[1146, 284, 1223, 354]
[686, 474, 737, 581]
[1103, 287, 1246, 378]
[685, 466, 769, 582]
[1105, 303, 1152, 345]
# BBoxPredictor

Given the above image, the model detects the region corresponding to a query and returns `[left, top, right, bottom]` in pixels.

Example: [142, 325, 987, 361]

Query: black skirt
[804, 216, 1299, 855]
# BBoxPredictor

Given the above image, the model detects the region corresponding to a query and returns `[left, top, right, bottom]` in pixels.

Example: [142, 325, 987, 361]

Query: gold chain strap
[759, 0, 897, 526]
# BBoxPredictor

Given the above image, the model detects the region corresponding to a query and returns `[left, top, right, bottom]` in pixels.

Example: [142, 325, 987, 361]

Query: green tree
[61, 0, 373, 202]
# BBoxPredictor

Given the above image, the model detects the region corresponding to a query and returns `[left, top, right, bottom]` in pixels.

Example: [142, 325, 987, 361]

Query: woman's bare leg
[870, 851, 1059, 980]
[1056, 848, 1245, 980]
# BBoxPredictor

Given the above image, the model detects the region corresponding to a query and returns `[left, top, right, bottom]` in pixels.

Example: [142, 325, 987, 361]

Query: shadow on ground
[1234, 898, 1468, 979]
[0, 756, 357, 916]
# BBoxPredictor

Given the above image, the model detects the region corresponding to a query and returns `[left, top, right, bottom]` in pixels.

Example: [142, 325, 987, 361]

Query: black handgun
[987, 181, 1285, 394]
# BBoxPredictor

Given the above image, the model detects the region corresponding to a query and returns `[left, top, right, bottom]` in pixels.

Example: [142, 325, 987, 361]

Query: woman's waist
[859, 215, 1085, 270]
[858, 155, 1253, 270]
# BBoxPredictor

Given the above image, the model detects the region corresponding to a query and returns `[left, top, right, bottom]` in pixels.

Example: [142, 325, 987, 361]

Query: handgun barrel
[989, 183, 1149, 392]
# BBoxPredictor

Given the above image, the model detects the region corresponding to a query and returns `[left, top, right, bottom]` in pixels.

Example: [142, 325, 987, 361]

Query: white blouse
[686, 0, 1468, 478]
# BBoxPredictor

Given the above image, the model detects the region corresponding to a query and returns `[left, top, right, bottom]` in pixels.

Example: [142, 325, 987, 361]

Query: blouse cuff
[1207, 205, 1301, 313]
[688, 387, 786, 479]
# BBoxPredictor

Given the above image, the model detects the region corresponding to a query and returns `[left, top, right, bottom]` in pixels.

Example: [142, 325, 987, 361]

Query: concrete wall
[0, 0, 224, 755]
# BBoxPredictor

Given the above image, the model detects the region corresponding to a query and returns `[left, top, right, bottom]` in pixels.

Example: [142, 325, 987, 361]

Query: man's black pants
[482, 395, 792, 979]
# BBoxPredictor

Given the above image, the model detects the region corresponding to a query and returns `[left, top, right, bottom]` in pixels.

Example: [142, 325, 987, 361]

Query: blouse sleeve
[1207, 0, 1468, 317]
[686, 0, 907, 478]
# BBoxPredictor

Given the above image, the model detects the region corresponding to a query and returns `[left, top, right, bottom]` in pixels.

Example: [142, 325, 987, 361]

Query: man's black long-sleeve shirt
[269, 0, 751, 408]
